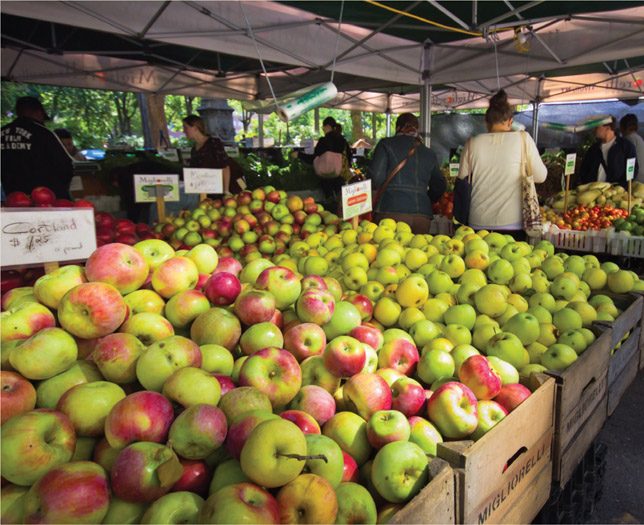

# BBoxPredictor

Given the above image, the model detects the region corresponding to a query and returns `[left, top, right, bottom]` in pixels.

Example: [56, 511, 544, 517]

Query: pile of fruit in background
[2, 185, 644, 523]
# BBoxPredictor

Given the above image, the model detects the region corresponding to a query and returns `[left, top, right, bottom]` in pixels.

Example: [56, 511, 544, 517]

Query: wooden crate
[436, 373, 555, 525]
[546, 326, 612, 487]
[607, 326, 641, 416]
[595, 293, 643, 349]
[390, 458, 455, 525]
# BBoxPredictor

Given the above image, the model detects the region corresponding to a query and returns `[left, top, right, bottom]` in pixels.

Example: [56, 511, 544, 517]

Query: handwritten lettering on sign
[183, 168, 223, 194]
[1, 208, 97, 267]
[342, 180, 372, 220]
[133, 174, 180, 203]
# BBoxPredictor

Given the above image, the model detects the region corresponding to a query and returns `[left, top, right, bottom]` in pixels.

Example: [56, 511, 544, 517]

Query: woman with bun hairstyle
[183, 114, 231, 194]
[293, 116, 352, 198]
[457, 90, 547, 240]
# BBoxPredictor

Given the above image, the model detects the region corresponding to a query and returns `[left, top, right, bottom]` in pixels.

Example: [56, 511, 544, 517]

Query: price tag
[183, 168, 223, 194]
[1, 208, 97, 268]
[565, 153, 576, 176]
[626, 157, 636, 181]
[224, 146, 239, 158]
[134, 174, 180, 203]
[341, 180, 372, 220]
[449, 163, 460, 178]
[69, 176, 84, 192]
[356, 148, 365, 157]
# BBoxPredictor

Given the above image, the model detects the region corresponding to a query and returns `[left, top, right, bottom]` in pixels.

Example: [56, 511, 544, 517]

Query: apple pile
[95, 212, 161, 247]
[542, 204, 628, 231]
[547, 181, 644, 211]
[155, 186, 348, 263]
[1, 220, 640, 524]
[431, 191, 454, 220]
[3, 186, 94, 209]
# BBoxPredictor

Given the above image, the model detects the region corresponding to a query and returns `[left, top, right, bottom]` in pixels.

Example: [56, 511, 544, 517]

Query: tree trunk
[144, 93, 170, 149]
[350, 110, 363, 144]
[184, 96, 195, 116]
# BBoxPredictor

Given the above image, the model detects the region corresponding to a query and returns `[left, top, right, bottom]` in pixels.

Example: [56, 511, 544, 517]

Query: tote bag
[520, 131, 543, 236]
[313, 151, 342, 179]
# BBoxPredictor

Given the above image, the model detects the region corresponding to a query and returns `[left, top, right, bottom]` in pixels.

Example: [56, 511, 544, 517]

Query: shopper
[182, 114, 231, 194]
[457, 90, 547, 240]
[579, 115, 638, 187]
[619, 114, 644, 183]
[293, 116, 352, 199]
[1, 96, 74, 199]
[368, 113, 446, 234]
[54, 128, 86, 161]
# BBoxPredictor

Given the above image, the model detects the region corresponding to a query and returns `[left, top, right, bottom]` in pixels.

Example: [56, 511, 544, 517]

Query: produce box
[430, 215, 455, 236]
[594, 293, 643, 349]
[390, 458, 455, 524]
[543, 224, 607, 253]
[545, 325, 612, 488]
[606, 326, 641, 416]
[607, 230, 644, 258]
[436, 373, 555, 525]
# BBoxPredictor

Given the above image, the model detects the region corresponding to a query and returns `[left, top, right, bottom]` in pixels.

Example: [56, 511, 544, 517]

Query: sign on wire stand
[183, 168, 223, 195]
[341, 179, 372, 220]
[1, 208, 97, 268]
[133, 174, 180, 203]
[626, 157, 636, 181]
[449, 163, 460, 178]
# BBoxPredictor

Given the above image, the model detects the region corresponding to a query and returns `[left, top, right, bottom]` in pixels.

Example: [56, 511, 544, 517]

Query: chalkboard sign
[183, 168, 223, 194]
[1, 208, 97, 268]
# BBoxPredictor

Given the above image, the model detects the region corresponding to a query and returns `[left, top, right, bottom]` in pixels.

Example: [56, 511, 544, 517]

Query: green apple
[33, 265, 87, 310]
[425, 271, 453, 295]
[417, 349, 455, 385]
[529, 292, 556, 313]
[302, 434, 344, 488]
[162, 366, 221, 408]
[134, 239, 176, 271]
[10, 328, 77, 381]
[371, 441, 429, 503]
[140, 492, 204, 525]
[526, 305, 552, 324]
[200, 344, 235, 375]
[209, 459, 251, 495]
[487, 356, 519, 385]
[485, 332, 524, 369]
[408, 320, 440, 348]
[442, 325, 472, 347]
[607, 270, 635, 293]
[567, 301, 597, 327]
[503, 313, 540, 345]
[582, 268, 608, 291]
[527, 342, 548, 364]
[186, 244, 219, 274]
[36, 360, 104, 409]
[541, 343, 578, 370]
[487, 259, 514, 285]
[474, 284, 507, 318]
[578, 328, 596, 346]
[123, 290, 166, 316]
[395, 275, 429, 308]
[136, 335, 202, 392]
[322, 411, 372, 466]
[323, 302, 362, 340]
[557, 330, 588, 355]
[444, 304, 476, 331]
[421, 298, 449, 323]
[239, 258, 275, 285]
[553, 308, 583, 333]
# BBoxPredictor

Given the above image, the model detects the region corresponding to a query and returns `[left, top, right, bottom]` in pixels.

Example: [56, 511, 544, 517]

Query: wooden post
[156, 185, 166, 223]
[628, 180, 633, 214]
[563, 174, 571, 212]
[44, 261, 59, 274]
[352, 216, 359, 231]
[199, 193, 207, 202]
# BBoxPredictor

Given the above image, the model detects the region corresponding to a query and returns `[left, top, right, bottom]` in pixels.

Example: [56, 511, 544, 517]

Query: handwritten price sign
[183, 168, 223, 194]
[341, 180, 372, 220]
[1, 208, 97, 268]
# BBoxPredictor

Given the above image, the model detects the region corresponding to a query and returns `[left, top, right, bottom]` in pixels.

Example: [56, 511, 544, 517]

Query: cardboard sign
[341, 179, 372, 220]
[224, 146, 239, 158]
[183, 168, 223, 194]
[1, 208, 96, 267]
[626, 157, 636, 181]
[134, 174, 180, 203]
[565, 153, 576, 176]
[159, 149, 179, 162]
[69, 175, 84, 192]
[449, 163, 460, 178]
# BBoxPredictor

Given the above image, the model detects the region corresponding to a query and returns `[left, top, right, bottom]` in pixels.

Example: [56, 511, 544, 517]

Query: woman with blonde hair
[183, 114, 231, 193]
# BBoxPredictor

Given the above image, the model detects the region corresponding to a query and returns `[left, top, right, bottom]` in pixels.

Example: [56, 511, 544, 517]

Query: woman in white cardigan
[458, 90, 547, 241]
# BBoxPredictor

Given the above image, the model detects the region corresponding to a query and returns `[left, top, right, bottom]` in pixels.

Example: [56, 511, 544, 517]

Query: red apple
[0, 371, 36, 425]
[73, 199, 95, 209]
[346, 294, 374, 322]
[171, 459, 211, 497]
[323, 336, 366, 379]
[349, 324, 384, 351]
[54, 199, 75, 207]
[283, 323, 327, 362]
[458, 355, 503, 400]
[378, 339, 419, 376]
[341, 450, 360, 483]
[204, 272, 242, 306]
[213, 374, 236, 397]
[493, 383, 531, 413]
[391, 377, 426, 418]
[115, 219, 136, 234]
[233, 289, 276, 326]
[85, 243, 149, 295]
[30, 186, 56, 205]
[212, 257, 243, 277]
[426, 382, 479, 439]
[280, 410, 321, 434]
[5, 191, 32, 207]
[95, 212, 116, 230]
[286, 385, 336, 426]
[342, 372, 392, 421]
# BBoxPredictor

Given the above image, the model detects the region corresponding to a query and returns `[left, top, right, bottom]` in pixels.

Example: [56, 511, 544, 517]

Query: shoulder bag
[520, 131, 543, 236]
[372, 138, 422, 207]
[453, 137, 473, 225]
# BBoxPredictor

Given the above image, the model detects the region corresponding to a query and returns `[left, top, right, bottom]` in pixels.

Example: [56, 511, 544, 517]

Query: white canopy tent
[2, 1, 644, 140]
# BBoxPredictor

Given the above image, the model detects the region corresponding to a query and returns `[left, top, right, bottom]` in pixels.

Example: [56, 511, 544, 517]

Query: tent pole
[258, 113, 264, 148]
[372, 112, 377, 143]
[137, 93, 153, 149]
[386, 112, 392, 137]
[532, 101, 540, 143]
[420, 43, 433, 147]
[314, 107, 320, 135]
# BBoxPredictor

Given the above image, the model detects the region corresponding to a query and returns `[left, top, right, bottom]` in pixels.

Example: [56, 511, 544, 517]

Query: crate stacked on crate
[389, 458, 455, 524]
[436, 373, 555, 525]
[543, 224, 608, 253]
[545, 325, 613, 488]
[594, 293, 644, 416]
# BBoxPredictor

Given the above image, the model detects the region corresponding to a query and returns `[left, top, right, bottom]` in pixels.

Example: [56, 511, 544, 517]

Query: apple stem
[278, 453, 328, 463]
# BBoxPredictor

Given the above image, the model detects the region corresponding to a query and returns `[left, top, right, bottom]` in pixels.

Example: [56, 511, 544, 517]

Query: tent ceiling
[2, 1, 644, 110]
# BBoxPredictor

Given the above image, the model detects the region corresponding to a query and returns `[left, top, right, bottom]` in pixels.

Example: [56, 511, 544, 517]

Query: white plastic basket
[607, 228, 644, 258]
[430, 215, 455, 236]
[544, 224, 607, 253]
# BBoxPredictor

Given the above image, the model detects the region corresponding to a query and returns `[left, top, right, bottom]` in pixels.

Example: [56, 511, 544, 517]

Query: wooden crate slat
[607, 332, 640, 416]
[608, 326, 641, 386]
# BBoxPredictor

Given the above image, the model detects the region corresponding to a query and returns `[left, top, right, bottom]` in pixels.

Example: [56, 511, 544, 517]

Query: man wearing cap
[579, 115, 638, 187]
[1, 96, 74, 199]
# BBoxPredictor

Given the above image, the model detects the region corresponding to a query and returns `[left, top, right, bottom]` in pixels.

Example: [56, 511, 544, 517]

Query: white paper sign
[133, 174, 180, 202]
[183, 168, 223, 194]
[342, 180, 372, 220]
[159, 149, 179, 162]
[626, 157, 636, 181]
[1, 208, 97, 267]
[224, 146, 240, 158]
[356, 148, 365, 157]
[449, 163, 460, 178]
[565, 153, 577, 176]
[69, 175, 84, 191]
